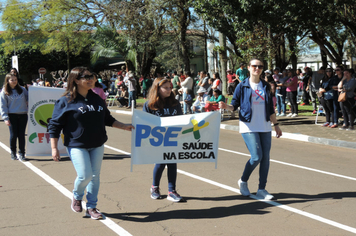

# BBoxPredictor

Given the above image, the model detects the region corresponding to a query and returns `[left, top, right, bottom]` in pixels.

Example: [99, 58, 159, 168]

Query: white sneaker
[238, 179, 250, 196]
[291, 113, 298, 117]
[276, 113, 280, 117]
[279, 113, 286, 116]
[286, 113, 293, 117]
[256, 189, 274, 200]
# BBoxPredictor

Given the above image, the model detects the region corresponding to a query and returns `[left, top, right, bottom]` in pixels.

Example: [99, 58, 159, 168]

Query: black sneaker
[86, 208, 103, 220]
[18, 153, 27, 162]
[10, 153, 17, 160]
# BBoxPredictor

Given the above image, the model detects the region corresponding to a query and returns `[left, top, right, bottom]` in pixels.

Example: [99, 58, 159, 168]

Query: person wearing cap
[227, 69, 237, 95]
[236, 63, 249, 83]
[192, 87, 209, 113]
[264, 70, 272, 76]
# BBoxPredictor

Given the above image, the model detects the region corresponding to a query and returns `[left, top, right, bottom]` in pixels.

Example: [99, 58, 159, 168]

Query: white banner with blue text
[26, 86, 66, 156]
[131, 110, 220, 168]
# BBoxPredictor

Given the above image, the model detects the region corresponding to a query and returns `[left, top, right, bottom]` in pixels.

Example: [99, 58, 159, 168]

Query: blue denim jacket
[230, 78, 275, 122]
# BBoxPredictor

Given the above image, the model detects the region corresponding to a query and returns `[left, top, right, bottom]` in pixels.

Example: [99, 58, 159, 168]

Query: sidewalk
[109, 106, 356, 150]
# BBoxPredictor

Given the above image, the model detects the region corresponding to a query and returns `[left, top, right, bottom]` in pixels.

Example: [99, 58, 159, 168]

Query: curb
[110, 109, 356, 150]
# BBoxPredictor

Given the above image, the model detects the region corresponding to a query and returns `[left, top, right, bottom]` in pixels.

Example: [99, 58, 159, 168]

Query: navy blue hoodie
[48, 90, 116, 148]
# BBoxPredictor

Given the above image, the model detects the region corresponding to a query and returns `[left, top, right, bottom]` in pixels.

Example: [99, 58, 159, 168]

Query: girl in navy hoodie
[48, 67, 133, 220]
[143, 77, 183, 202]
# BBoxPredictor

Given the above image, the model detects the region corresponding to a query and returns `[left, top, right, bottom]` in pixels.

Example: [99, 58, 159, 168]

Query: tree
[1, 0, 96, 72]
[218, 32, 227, 95]
[165, 0, 193, 71]
[90, 26, 136, 71]
[97, 0, 170, 76]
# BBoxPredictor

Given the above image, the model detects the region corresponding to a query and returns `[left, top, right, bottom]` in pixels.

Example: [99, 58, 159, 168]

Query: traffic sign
[38, 67, 47, 74]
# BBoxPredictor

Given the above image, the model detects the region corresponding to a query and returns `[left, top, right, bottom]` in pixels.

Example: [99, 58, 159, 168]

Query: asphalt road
[1, 113, 355, 236]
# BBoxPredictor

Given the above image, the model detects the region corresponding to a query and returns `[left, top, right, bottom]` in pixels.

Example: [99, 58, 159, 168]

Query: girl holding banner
[48, 67, 134, 220]
[143, 77, 184, 202]
[219, 59, 282, 200]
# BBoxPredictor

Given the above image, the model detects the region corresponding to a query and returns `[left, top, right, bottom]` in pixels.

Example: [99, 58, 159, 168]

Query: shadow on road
[103, 191, 356, 222]
[273, 191, 356, 200]
[103, 153, 130, 160]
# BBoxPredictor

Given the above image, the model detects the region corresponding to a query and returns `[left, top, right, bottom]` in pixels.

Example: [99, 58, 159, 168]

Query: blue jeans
[192, 105, 204, 113]
[152, 163, 177, 192]
[142, 89, 149, 99]
[241, 132, 271, 190]
[276, 94, 286, 114]
[332, 94, 340, 124]
[67, 145, 104, 209]
[128, 91, 136, 108]
[8, 114, 28, 154]
[182, 92, 188, 114]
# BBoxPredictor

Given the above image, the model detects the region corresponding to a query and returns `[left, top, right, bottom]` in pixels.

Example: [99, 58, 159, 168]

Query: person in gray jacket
[0, 73, 28, 161]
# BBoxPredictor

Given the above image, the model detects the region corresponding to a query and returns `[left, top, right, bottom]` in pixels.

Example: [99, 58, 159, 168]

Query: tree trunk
[267, 27, 273, 70]
[66, 38, 70, 72]
[218, 32, 227, 96]
[320, 47, 328, 68]
[288, 35, 297, 70]
[180, 29, 190, 72]
[178, 0, 190, 72]
[203, 21, 208, 71]
[141, 49, 156, 77]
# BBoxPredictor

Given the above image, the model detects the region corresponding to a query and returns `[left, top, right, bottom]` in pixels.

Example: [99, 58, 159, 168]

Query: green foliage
[1, 0, 95, 70]
[91, 26, 129, 64]
[192, 0, 356, 68]
[0, 47, 12, 74]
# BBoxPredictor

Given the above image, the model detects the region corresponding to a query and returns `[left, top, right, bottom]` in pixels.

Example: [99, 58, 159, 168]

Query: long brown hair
[147, 77, 179, 110]
[63, 67, 88, 102]
[3, 74, 23, 96]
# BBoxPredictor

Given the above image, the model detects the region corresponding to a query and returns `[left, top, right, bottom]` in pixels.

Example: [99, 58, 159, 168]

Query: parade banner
[131, 110, 221, 169]
[27, 86, 66, 156]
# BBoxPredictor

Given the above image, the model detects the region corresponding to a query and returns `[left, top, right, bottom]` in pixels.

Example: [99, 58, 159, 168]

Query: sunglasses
[78, 74, 95, 80]
[250, 65, 264, 69]
[326, 71, 333, 72]
[335, 69, 341, 71]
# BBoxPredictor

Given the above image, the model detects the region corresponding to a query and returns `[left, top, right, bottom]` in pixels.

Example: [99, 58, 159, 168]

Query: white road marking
[218, 147, 356, 181]
[0, 141, 132, 236]
[105, 145, 356, 234]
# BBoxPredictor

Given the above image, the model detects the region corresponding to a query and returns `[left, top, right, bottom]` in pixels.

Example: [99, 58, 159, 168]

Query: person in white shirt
[179, 71, 194, 114]
[192, 87, 209, 113]
[219, 58, 282, 200]
[211, 72, 222, 91]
